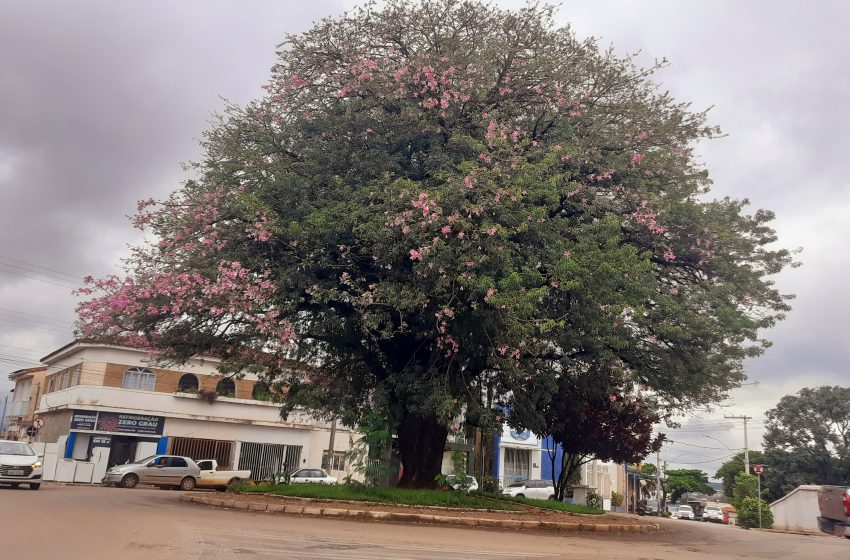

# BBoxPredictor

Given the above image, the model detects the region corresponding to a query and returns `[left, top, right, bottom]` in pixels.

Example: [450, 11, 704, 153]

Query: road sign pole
[757, 473, 762, 529]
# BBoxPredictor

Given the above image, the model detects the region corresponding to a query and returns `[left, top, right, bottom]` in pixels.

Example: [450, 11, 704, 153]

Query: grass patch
[476, 492, 605, 515]
[237, 483, 523, 511]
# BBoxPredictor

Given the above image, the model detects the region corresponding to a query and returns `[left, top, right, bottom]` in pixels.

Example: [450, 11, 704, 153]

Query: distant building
[2, 366, 47, 440]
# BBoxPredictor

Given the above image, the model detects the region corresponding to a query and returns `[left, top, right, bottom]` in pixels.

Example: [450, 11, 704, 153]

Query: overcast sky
[1, 0, 848, 477]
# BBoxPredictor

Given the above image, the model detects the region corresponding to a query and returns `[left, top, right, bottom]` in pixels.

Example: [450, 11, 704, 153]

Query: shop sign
[71, 410, 98, 431]
[91, 434, 113, 448]
[96, 412, 164, 436]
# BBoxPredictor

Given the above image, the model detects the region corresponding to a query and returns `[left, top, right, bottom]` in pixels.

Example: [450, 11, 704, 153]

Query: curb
[180, 494, 658, 534]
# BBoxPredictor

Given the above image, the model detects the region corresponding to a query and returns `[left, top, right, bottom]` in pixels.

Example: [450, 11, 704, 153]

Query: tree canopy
[76, 0, 794, 487]
[763, 386, 850, 496]
[665, 468, 713, 503]
[715, 450, 766, 497]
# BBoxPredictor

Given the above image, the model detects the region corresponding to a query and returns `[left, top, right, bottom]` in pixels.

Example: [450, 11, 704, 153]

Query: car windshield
[705, 507, 720, 511]
[131, 455, 159, 465]
[0, 442, 35, 456]
[679, 506, 693, 511]
[645, 500, 658, 507]
[507, 482, 526, 488]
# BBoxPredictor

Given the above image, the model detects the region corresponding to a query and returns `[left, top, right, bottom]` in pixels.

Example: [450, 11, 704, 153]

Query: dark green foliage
[737, 497, 773, 529]
[763, 386, 850, 497]
[665, 469, 713, 502]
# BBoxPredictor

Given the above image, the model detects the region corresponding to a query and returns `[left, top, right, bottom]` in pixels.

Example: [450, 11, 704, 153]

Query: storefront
[66, 409, 166, 467]
[492, 425, 542, 486]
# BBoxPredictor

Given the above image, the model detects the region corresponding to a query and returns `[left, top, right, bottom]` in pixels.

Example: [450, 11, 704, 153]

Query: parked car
[673, 505, 695, 520]
[638, 499, 660, 516]
[502, 479, 555, 500]
[817, 485, 850, 539]
[0, 440, 43, 490]
[446, 474, 478, 493]
[102, 455, 201, 490]
[702, 505, 724, 523]
[196, 459, 252, 491]
[289, 468, 337, 485]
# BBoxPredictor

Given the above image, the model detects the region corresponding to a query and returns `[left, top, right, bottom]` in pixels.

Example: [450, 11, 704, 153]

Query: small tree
[737, 497, 773, 529]
[731, 473, 759, 507]
[715, 450, 766, 497]
[511, 371, 664, 501]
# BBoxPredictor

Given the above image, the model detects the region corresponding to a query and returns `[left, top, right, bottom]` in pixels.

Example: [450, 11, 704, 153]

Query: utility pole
[1, 395, 8, 436]
[725, 415, 752, 474]
[324, 417, 337, 470]
[656, 450, 661, 501]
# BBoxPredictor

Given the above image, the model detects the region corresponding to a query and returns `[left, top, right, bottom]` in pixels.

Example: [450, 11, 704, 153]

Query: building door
[503, 447, 531, 487]
[108, 436, 137, 468]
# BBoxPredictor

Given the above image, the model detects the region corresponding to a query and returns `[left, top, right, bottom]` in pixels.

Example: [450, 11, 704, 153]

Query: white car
[289, 468, 337, 484]
[674, 504, 695, 520]
[0, 440, 44, 490]
[502, 479, 555, 500]
[702, 505, 724, 523]
[446, 474, 478, 493]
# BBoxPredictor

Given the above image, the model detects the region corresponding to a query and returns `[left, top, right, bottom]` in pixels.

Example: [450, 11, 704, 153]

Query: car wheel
[121, 474, 139, 489]
[515, 494, 525, 499]
[10, 483, 20, 489]
[28, 483, 40, 490]
[179, 476, 196, 491]
[548, 495, 556, 501]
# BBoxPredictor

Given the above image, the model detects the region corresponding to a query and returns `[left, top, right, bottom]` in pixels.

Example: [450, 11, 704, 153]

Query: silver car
[102, 454, 200, 490]
[0, 440, 44, 490]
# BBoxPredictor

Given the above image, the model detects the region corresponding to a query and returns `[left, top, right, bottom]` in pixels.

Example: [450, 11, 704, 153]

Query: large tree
[77, 0, 793, 487]
[665, 469, 713, 503]
[763, 386, 850, 496]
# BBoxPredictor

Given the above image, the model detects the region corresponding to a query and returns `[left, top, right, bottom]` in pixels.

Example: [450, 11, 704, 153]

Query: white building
[11, 341, 359, 484]
[770, 485, 822, 532]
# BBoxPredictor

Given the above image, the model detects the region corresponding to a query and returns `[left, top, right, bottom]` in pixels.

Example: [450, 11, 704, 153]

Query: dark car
[817, 485, 850, 539]
[638, 499, 660, 516]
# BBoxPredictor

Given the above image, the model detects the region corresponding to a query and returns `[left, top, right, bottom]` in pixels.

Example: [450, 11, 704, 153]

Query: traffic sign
[25, 426, 38, 438]
[753, 464, 765, 476]
[32, 417, 44, 429]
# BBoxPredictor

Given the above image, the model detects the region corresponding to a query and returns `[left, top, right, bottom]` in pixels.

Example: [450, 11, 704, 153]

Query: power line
[0, 254, 85, 282]
[666, 439, 744, 451]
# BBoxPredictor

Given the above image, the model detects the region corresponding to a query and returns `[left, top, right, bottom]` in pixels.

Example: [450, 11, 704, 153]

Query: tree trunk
[396, 411, 449, 488]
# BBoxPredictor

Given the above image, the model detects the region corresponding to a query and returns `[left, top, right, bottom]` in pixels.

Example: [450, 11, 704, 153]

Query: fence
[169, 437, 234, 468]
[238, 442, 302, 481]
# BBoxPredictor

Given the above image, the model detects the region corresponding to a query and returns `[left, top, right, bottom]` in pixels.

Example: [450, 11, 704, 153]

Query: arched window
[177, 374, 199, 393]
[123, 367, 156, 391]
[215, 378, 236, 398]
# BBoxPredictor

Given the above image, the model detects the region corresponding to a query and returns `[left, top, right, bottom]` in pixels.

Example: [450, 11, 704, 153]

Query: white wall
[770, 486, 821, 532]
[36, 385, 316, 428]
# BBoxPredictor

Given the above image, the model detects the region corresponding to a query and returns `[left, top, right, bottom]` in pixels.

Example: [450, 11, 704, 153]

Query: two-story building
[2, 366, 47, 440]
[10, 340, 358, 483]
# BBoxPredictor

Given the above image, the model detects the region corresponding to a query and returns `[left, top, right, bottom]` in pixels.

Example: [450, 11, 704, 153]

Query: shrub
[736, 497, 773, 529]
[611, 491, 624, 507]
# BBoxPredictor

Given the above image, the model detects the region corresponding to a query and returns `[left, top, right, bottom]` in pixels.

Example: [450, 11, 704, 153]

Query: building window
[177, 374, 199, 393]
[215, 378, 236, 398]
[322, 451, 346, 472]
[61, 369, 70, 390]
[123, 367, 156, 391]
[47, 376, 55, 393]
[71, 364, 81, 386]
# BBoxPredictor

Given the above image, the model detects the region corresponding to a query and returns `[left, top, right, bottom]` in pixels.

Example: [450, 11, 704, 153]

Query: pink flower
[630, 153, 646, 165]
[464, 175, 475, 189]
[484, 288, 496, 302]
[478, 153, 492, 164]
[457, 231, 465, 238]
[409, 249, 422, 261]
[441, 225, 452, 234]
[609, 395, 617, 402]
[487, 227, 497, 236]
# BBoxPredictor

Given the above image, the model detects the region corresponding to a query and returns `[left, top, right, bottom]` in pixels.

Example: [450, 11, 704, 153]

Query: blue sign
[510, 429, 531, 441]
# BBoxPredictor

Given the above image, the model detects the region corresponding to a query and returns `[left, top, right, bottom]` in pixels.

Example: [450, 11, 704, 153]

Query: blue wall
[540, 435, 563, 482]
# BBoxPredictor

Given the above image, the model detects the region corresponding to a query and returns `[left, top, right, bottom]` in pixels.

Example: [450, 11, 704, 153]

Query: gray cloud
[2, 1, 848, 477]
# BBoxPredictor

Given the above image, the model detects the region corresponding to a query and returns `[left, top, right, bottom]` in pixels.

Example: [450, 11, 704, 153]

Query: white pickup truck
[196, 459, 252, 490]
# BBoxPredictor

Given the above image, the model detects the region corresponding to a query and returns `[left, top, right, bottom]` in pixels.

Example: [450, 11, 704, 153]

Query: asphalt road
[1, 484, 848, 560]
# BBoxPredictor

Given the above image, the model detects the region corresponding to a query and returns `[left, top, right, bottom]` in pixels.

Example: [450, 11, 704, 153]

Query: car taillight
[843, 491, 850, 518]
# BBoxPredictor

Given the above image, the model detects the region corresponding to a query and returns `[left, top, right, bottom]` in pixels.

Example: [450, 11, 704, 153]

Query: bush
[611, 491, 624, 507]
[480, 474, 499, 494]
[736, 497, 773, 529]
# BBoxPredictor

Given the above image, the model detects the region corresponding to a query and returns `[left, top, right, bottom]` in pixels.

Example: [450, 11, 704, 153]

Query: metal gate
[169, 437, 234, 468]
[238, 442, 302, 481]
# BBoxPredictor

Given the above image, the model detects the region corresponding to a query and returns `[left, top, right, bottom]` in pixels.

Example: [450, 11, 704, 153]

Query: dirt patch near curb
[211, 492, 653, 527]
